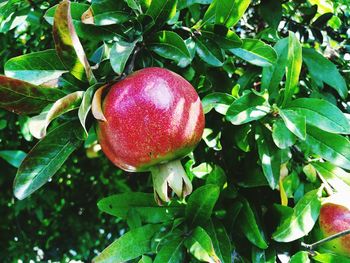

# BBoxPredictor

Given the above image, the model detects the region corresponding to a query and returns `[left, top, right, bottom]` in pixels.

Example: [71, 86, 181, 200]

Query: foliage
[1, 0, 350, 261]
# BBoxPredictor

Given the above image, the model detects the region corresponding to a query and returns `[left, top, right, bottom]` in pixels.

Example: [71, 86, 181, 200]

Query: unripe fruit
[319, 192, 350, 256]
[97, 67, 205, 202]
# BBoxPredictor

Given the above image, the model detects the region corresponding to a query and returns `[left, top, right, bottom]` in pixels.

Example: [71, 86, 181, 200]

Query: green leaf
[251, 247, 276, 263]
[201, 25, 242, 49]
[44, 2, 90, 25]
[202, 92, 235, 115]
[92, 224, 162, 263]
[281, 32, 302, 106]
[154, 237, 184, 263]
[13, 121, 84, 200]
[110, 40, 138, 74]
[206, 165, 227, 189]
[312, 162, 350, 192]
[78, 85, 96, 135]
[272, 188, 322, 242]
[0, 76, 65, 115]
[0, 150, 26, 168]
[149, 31, 191, 67]
[138, 255, 153, 263]
[255, 125, 281, 189]
[97, 192, 184, 223]
[279, 109, 306, 140]
[259, 0, 282, 29]
[286, 98, 350, 134]
[53, 0, 95, 83]
[4, 50, 67, 86]
[261, 38, 288, 99]
[29, 91, 84, 139]
[302, 125, 350, 169]
[313, 252, 350, 263]
[203, 220, 232, 263]
[145, 0, 177, 26]
[186, 184, 220, 226]
[303, 47, 347, 99]
[230, 39, 277, 67]
[177, 0, 212, 10]
[195, 36, 224, 67]
[185, 226, 220, 263]
[272, 118, 296, 149]
[290, 251, 310, 263]
[215, 0, 251, 27]
[238, 198, 268, 249]
[226, 91, 270, 125]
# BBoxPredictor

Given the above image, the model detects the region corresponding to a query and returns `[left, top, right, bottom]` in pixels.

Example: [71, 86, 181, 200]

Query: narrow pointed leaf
[272, 188, 322, 242]
[13, 121, 84, 200]
[195, 36, 224, 67]
[4, 50, 67, 86]
[286, 98, 350, 134]
[110, 40, 138, 74]
[29, 91, 84, 139]
[202, 92, 235, 115]
[230, 39, 277, 67]
[279, 109, 306, 140]
[154, 238, 184, 263]
[53, 0, 95, 83]
[0, 150, 26, 168]
[93, 224, 162, 263]
[215, 0, 251, 27]
[145, 0, 177, 26]
[78, 85, 96, 135]
[302, 125, 350, 170]
[281, 32, 302, 106]
[0, 76, 65, 115]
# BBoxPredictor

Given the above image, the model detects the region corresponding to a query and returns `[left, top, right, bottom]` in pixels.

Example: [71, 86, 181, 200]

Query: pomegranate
[319, 192, 350, 256]
[97, 67, 205, 203]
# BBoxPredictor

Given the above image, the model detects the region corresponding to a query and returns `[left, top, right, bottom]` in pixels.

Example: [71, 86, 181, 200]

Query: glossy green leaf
[238, 198, 268, 249]
[215, 0, 251, 27]
[185, 226, 220, 263]
[92, 224, 162, 263]
[313, 252, 350, 263]
[259, 0, 282, 29]
[29, 91, 84, 139]
[195, 36, 224, 67]
[272, 118, 296, 149]
[145, 0, 177, 26]
[186, 184, 220, 226]
[303, 125, 350, 169]
[154, 237, 184, 263]
[177, 0, 212, 10]
[13, 121, 84, 200]
[202, 92, 235, 115]
[4, 50, 67, 86]
[272, 188, 322, 242]
[44, 2, 90, 25]
[286, 98, 350, 134]
[53, 0, 95, 83]
[279, 109, 306, 140]
[312, 162, 350, 193]
[255, 125, 281, 189]
[261, 38, 288, 99]
[203, 220, 232, 263]
[201, 26, 242, 49]
[0, 150, 26, 168]
[78, 85, 96, 135]
[251, 247, 276, 263]
[226, 91, 270, 125]
[206, 165, 227, 189]
[149, 31, 191, 67]
[303, 47, 347, 99]
[98, 192, 184, 223]
[0, 76, 65, 115]
[230, 39, 277, 67]
[110, 40, 137, 74]
[281, 32, 302, 106]
[290, 251, 310, 263]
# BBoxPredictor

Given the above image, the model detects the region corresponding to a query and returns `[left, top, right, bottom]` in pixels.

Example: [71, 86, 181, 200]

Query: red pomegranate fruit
[319, 192, 350, 256]
[97, 67, 205, 203]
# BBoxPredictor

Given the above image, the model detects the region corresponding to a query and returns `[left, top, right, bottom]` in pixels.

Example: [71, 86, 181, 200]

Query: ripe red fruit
[97, 67, 205, 203]
[319, 192, 350, 256]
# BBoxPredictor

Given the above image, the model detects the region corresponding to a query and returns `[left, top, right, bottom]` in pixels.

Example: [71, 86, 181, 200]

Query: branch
[301, 229, 350, 251]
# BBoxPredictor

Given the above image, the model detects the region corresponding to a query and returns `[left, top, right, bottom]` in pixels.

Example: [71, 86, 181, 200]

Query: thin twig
[301, 229, 350, 251]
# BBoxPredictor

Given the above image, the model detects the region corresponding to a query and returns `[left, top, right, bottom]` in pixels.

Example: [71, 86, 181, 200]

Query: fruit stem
[150, 159, 193, 205]
[301, 228, 350, 251]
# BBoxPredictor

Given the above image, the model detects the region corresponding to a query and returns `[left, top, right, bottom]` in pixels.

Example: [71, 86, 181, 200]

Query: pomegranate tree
[319, 192, 350, 256]
[97, 67, 205, 203]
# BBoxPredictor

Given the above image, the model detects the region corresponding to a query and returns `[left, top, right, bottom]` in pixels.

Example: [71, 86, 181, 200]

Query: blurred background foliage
[1, 0, 350, 262]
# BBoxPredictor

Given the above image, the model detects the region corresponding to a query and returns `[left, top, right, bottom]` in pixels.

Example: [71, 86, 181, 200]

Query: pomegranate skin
[319, 193, 350, 256]
[97, 67, 205, 172]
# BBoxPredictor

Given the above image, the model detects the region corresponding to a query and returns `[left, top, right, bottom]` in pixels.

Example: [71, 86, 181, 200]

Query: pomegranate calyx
[150, 159, 193, 205]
